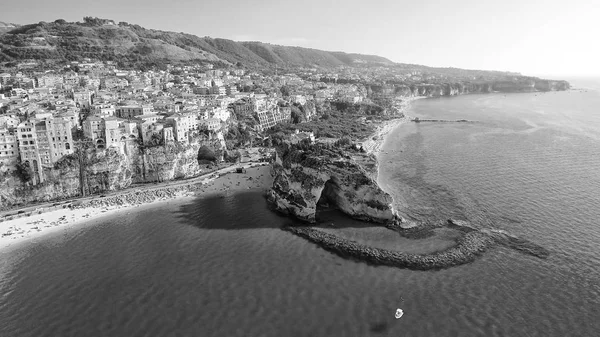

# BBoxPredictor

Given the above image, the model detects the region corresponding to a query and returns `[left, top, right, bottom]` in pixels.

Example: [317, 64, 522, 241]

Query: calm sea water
[1, 83, 600, 337]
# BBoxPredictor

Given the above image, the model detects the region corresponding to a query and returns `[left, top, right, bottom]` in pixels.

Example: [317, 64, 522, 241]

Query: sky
[2, 0, 599, 77]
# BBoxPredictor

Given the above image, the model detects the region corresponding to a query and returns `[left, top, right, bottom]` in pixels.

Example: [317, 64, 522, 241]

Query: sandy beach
[360, 96, 422, 157]
[0, 96, 422, 252]
[0, 163, 274, 251]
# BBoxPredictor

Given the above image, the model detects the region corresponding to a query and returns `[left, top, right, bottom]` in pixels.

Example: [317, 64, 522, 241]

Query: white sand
[361, 96, 423, 157]
[0, 164, 273, 251]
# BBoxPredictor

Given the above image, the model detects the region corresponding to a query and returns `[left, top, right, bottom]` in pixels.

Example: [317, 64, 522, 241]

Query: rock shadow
[173, 190, 294, 230]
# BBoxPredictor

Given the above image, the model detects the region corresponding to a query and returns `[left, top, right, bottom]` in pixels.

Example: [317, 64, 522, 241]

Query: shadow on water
[173, 190, 295, 230]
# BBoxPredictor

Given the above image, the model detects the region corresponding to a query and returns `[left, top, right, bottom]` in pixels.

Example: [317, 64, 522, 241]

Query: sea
[1, 79, 600, 337]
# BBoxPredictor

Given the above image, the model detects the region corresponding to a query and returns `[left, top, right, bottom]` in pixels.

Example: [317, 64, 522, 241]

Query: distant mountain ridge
[0, 18, 394, 69]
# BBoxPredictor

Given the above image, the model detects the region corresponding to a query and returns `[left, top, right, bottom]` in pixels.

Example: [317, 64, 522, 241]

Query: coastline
[281, 94, 550, 269]
[0, 163, 274, 252]
[360, 96, 423, 158]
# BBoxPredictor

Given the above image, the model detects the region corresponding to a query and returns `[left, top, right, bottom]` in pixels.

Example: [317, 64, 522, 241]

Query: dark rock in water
[489, 230, 550, 259]
[370, 321, 389, 333]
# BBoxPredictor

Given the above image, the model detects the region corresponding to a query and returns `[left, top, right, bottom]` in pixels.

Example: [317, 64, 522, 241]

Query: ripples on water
[1, 89, 600, 336]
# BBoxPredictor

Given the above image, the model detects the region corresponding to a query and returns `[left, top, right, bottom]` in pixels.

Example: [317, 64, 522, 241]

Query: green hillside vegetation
[0, 17, 394, 69]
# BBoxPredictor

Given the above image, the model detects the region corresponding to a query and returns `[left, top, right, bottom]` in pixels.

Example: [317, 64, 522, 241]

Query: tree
[279, 85, 291, 97]
[290, 106, 304, 124]
[224, 150, 241, 163]
[147, 133, 164, 147]
[15, 161, 33, 182]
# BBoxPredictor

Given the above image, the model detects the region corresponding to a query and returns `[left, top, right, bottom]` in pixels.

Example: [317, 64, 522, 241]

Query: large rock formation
[268, 143, 397, 224]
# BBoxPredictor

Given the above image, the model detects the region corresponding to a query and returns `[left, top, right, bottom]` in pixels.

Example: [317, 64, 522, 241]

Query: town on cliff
[0, 18, 570, 211]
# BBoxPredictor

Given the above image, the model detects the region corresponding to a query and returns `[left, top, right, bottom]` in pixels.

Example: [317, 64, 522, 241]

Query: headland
[269, 96, 550, 270]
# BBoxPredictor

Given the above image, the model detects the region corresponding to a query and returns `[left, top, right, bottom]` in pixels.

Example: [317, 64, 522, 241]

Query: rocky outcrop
[267, 143, 397, 224]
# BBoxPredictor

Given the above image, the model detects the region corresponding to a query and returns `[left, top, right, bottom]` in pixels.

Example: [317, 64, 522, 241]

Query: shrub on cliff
[197, 145, 217, 164]
[15, 162, 33, 182]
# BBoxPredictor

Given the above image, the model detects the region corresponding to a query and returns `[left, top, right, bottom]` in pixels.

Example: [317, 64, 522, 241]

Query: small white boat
[395, 308, 404, 319]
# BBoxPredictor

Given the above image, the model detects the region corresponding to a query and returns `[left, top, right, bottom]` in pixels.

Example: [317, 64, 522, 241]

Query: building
[103, 116, 122, 148]
[0, 128, 18, 170]
[198, 118, 221, 131]
[165, 112, 197, 143]
[231, 98, 253, 116]
[34, 118, 75, 166]
[138, 121, 163, 145]
[84, 116, 139, 149]
[290, 95, 307, 105]
[16, 120, 44, 184]
[255, 106, 292, 131]
[73, 90, 92, 108]
[90, 103, 116, 117]
[210, 85, 227, 96]
[212, 107, 230, 122]
[0, 115, 20, 129]
[83, 116, 104, 145]
[225, 85, 239, 96]
[0, 73, 11, 86]
[289, 130, 315, 144]
[116, 105, 153, 119]
[36, 74, 64, 88]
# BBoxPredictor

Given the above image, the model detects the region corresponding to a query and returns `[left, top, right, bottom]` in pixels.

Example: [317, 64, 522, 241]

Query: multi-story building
[34, 118, 74, 166]
[290, 95, 307, 105]
[83, 116, 104, 145]
[16, 120, 44, 184]
[84, 115, 139, 149]
[255, 106, 292, 131]
[210, 85, 226, 96]
[198, 118, 221, 131]
[0, 73, 12, 86]
[36, 74, 64, 88]
[73, 90, 93, 108]
[231, 98, 254, 116]
[90, 103, 116, 117]
[0, 115, 20, 129]
[138, 121, 163, 145]
[0, 128, 18, 170]
[116, 105, 153, 119]
[165, 112, 197, 143]
[103, 117, 122, 148]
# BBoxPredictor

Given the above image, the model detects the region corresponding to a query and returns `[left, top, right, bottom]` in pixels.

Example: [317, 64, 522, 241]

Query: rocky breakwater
[268, 143, 549, 270]
[267, 142, 399, 224]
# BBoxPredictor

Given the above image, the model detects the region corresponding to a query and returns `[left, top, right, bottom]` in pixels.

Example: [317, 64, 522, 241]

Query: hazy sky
[3, 0, 599, 77]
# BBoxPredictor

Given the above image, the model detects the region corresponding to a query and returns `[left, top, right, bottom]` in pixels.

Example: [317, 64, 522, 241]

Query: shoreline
[0, 163, 274, 252]
[360, 96, 424, 158]
[282, 94, 550, 269]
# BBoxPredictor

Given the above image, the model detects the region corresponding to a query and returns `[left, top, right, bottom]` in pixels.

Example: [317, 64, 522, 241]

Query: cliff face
[374, 79, 570, 98]
[268, 144, 396, 224]
[2, 148, 134, 207]
[0, 142, 209, 208]
[138, 144, 204, 183]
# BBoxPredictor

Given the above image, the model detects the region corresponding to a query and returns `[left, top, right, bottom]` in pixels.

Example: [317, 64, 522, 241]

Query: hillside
[0, 18, 394, 69]
[0, 22, 20, 34]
